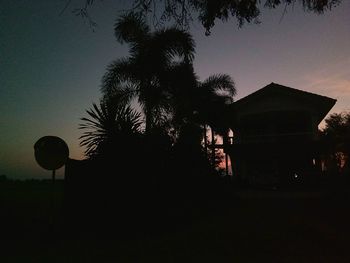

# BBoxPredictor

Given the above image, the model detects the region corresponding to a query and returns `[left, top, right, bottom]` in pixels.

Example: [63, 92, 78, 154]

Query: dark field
[1, 178, 350, 262]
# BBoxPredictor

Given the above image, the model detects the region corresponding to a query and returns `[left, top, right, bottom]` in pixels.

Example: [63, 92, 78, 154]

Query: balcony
[236, 131, 314, 144]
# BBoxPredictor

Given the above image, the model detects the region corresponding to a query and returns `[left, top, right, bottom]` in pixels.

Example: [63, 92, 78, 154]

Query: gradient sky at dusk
[1, 1, 349, 179]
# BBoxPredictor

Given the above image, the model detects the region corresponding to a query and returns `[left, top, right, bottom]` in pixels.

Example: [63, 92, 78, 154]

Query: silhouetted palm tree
[79, 99, 142, 158]
[165, 65, 236, 142]
[194, 74, 236, 165]
[196, 74, 236, 122]
[101, 12, 195, 133]
[166, 70, 236, 167]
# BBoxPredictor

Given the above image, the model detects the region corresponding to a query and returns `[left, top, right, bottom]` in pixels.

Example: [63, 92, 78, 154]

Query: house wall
[232, 92, 321, 142]
[227, 91, 325, 185]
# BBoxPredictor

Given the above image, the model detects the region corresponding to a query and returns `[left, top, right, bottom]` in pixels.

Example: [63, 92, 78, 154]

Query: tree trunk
[143, 81, 153, 135]
[144, 89, 153, 135]
[145, 108, 152, 135]
[204, 125, 208, 159]
[211, 127, 215, 168]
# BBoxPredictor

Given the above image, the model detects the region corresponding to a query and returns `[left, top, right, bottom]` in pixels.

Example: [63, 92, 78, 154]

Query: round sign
[34, 136, 69, 170]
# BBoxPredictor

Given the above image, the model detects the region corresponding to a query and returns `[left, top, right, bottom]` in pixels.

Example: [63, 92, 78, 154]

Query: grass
[1, 178, 350, 262]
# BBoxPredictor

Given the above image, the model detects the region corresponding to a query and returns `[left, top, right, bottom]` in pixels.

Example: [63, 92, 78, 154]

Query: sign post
[34, 136, 69, 235]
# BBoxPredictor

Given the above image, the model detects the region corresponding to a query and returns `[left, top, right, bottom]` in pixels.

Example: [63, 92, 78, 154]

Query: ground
[1, 178, 350, 262]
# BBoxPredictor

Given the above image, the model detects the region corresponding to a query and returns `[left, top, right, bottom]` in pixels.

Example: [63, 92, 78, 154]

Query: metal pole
[51, 169, 56, 234]
[225, 153, 229, 177]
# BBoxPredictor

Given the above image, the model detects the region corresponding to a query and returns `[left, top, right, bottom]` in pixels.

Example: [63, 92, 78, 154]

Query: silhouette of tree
[68, 0, 342, 34]
[321, 112, 350, 175]
[79, 98, 142, 158]
[101, 12, 195, 134]
[195, 74, 236, 127]
[167, 67, 236, 168]
[195, 74, 236, 166]
[87, 13, 235, 175]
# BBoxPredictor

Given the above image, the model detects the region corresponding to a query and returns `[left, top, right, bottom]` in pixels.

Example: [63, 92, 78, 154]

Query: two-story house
[226, 83, 336, 185]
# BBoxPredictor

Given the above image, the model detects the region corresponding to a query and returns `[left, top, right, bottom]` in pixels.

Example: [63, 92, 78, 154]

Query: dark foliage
[79, 99, 143, 158]
[102, 12, 195, 133]
[320, 112, 350, 175]
[68, 0, 342, 34]
[69, 13, 239, 235]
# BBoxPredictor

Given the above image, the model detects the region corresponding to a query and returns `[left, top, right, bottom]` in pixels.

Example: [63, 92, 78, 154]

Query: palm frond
[201, 74, 236, 99]
[102, 84, 139, 110]
[151, 27, 195, 63]
[114, 12, 150, 44]
[79, 101, 142, 158]
[101, 58, 139, 96]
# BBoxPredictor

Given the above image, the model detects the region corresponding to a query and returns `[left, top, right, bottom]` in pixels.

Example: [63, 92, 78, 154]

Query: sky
[1, 0, 349, 179]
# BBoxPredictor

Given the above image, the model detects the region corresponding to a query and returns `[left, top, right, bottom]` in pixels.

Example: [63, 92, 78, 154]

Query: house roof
[232, 82, 336, 124]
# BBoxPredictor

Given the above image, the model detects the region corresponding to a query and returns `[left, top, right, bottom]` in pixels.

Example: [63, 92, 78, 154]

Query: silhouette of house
[225, 83, 336, 185]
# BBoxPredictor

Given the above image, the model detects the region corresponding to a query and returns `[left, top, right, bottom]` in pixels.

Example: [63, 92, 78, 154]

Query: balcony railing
[236, 132, 314, 144]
